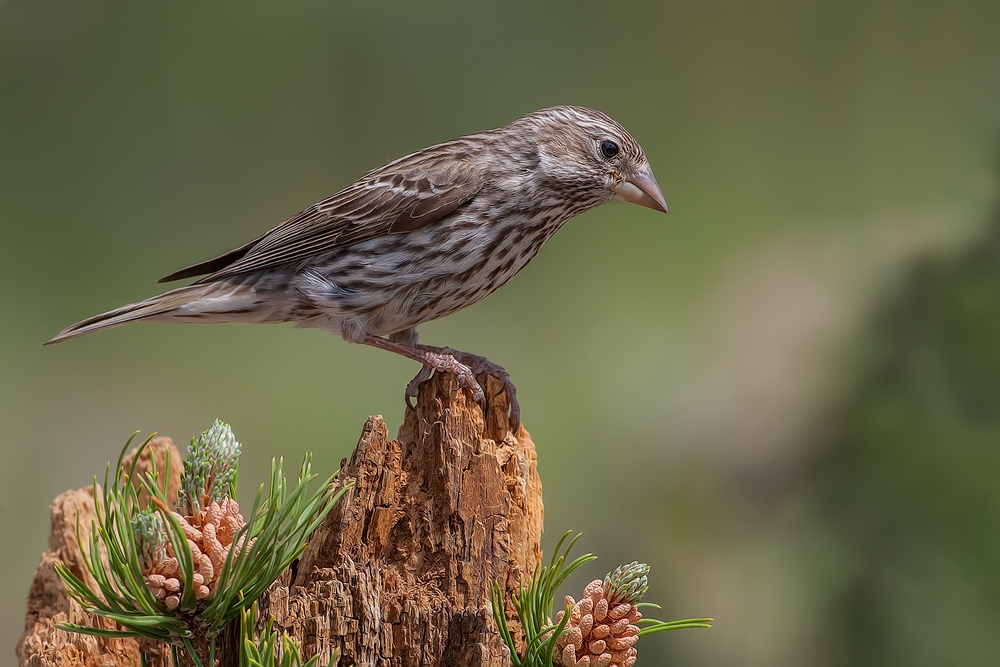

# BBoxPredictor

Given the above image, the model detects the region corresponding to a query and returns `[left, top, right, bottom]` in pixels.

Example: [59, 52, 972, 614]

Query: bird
[47, 105, 668, 427]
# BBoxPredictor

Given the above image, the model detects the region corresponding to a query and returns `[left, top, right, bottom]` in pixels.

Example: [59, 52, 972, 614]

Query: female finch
[48, 106, 669, 426]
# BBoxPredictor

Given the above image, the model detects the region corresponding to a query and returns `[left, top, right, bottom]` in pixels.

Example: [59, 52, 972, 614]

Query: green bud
[179, 419, 241, 518]
[132, 510, 166, 570]
[603, 561, 650, 605]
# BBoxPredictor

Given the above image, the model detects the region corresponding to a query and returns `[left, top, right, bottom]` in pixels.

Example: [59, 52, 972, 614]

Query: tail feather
[45, 284, 230, 345]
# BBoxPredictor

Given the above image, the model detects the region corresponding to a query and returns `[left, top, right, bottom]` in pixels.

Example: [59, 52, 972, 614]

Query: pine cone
[139, 496, 251, 609]
[132, 420, 253, 610]
[178, 420, 241, 521]
[552, 563, 650, 667]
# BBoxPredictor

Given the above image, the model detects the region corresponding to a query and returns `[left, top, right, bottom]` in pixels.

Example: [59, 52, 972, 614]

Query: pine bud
[603, 561, 649, 605]
[132, 510, 166, 570]
[552, 562, 650, 667]
[139, 424, 250, 609]
[179, 420, 241, 520]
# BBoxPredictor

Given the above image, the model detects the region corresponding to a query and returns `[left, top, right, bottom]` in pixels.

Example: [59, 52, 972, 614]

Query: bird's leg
[412, 344, 520, 429]
[361, 335, 487, 410]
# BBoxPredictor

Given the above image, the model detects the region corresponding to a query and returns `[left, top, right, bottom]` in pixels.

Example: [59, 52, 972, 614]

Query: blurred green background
[3, 1, 1000, 664]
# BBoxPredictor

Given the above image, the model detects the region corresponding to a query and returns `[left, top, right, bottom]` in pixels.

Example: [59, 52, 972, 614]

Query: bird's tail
[45, 283, 250, 345]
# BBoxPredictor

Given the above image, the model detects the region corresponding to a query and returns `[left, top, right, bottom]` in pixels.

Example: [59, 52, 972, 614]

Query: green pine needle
[240, 601, 334, 667]
[490, 531, 712, 666]
[54, 424, 350, 667]
[490, 531, 596, 667]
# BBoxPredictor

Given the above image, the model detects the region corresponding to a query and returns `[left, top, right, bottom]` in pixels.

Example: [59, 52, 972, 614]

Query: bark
[19, 372, 544, 667]
[16, 438, 181, 667]
[257, 371, 543, 666]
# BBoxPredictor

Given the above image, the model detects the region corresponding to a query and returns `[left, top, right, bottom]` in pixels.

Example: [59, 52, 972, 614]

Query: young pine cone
[553, 562, 650, 667]
[139, 496, 251, 610]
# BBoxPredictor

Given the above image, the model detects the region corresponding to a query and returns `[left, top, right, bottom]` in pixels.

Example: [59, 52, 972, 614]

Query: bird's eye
[600, 140, 620, 159]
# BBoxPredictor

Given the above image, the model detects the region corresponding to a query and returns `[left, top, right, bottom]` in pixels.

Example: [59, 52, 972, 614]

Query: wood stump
[18, 372, 544, 667]
[258, 372, 543, 666]
[16, 438, 182, 667]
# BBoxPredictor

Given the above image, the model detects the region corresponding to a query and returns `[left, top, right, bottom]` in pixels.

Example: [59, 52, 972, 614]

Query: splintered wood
[258, 372, 544, 666]
[19, 373, 543, 667]
[17, 437, 181, 667]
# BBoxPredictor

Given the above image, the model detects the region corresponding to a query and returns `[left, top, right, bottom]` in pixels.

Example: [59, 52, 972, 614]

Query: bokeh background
[3, 1, 1000, 665]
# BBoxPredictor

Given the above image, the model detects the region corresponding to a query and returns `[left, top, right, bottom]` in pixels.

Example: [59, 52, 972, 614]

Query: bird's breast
[288, 207, 571, 336]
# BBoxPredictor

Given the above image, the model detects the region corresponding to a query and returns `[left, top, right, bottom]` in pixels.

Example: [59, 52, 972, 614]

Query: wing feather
[161, 153, 484, 284]
[158, 233, 267, 283]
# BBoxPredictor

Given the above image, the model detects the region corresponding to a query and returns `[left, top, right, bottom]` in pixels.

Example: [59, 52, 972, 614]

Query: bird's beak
[612, 168, 669, 214]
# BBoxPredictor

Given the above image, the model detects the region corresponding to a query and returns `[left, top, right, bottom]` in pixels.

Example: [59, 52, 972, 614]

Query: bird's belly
[341, 258, 528, 337]
[289, 215, 561, 340]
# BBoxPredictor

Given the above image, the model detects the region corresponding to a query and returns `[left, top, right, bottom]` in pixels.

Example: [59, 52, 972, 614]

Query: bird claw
[462, 355, 519, 431]
[406, 351, 486, 411]
[404, 365, 433, 410]
[419, 347, 520, 431]
[373, 334, 519, 432]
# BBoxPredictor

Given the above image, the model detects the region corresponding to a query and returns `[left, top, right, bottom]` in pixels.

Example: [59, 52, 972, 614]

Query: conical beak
[611, 167, 669, 213]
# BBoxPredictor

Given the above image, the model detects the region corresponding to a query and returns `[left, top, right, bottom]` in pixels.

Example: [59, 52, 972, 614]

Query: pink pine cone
[553, 579, 642, 667]
[142, 496, 252, 607]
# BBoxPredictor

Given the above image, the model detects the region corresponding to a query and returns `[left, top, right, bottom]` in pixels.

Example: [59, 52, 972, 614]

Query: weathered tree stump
[18, 372, 543, 667]
[17, 438, 182, 667]
[258, 371, 543, 666]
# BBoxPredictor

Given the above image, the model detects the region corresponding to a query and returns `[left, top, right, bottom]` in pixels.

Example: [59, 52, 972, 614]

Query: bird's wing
[159, 159, 484, 284]
[158, 234, 268, 283]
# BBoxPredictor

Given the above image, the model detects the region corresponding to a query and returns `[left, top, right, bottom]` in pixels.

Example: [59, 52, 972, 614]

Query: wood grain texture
[17, 437, 181, 667]
[257, 371, 543, 667]
[19, 373, 542, 667]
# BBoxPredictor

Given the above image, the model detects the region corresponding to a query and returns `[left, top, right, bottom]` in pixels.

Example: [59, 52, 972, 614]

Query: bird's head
[512, 105, 668, 214]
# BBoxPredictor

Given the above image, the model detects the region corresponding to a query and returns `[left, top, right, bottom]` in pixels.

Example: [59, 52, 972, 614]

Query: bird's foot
[416, 346, 520, 430]
[405, 348, 485, 410]
[361, 335, 520, 431]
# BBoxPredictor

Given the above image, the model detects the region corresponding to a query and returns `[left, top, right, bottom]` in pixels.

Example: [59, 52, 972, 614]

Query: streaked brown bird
[48, 106, 668, 425]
